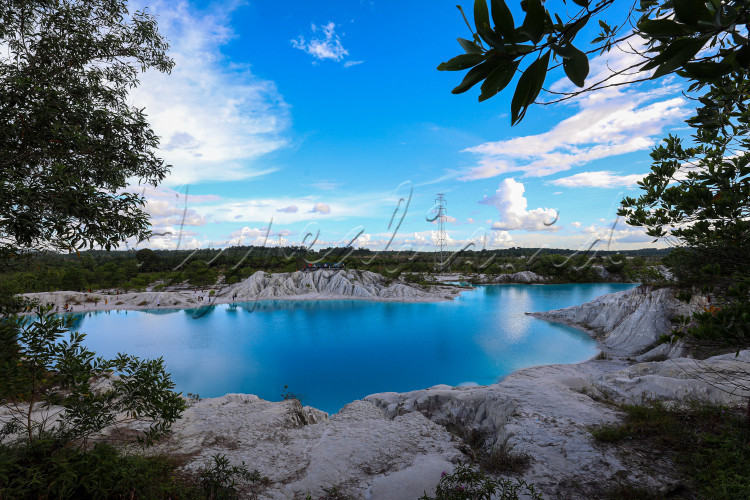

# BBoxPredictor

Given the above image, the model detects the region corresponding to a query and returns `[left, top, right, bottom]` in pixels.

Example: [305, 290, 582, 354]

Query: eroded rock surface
[226, 270, 459, 302]
[23, 270, 463, 313]
[366, 351, 749, 497]
[154, 395, 464, 499]
[528, 286, 706, 357]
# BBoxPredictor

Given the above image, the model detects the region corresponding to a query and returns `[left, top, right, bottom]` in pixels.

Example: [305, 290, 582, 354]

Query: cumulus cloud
[310, 202, 331, 214]
[132, 186, 220, 235]
[292, 22, 349, 62]
[277, 205, 299, 213]
[227, 226, 274, 247]
[130, 1, 289, 185]
[480, 178, 559, 231]
[458, 40, 689, 182]
[579, 222, 656, 245]
[489, 230, 513, 247]
[551, 171, 647, 188]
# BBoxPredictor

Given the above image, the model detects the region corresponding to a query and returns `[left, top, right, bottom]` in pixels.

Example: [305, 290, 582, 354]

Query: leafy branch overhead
[439, 0, 750, 124]
[0, 0, 174, 258]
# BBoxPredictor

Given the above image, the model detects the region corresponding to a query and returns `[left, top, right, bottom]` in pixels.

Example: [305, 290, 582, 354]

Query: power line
[435, 193, 449, 272]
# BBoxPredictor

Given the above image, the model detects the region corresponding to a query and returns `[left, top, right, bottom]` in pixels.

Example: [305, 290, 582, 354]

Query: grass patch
[589, 400, 750, 498]
[0, 441, 269, 499]
[418, 461, 541, 500]
[480, 436, 531, 474]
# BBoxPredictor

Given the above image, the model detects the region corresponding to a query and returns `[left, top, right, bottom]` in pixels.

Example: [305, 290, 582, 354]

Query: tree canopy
[0, 0, 173, 259]
[618, 73, 750, 280]
[439, 0, 750, 124]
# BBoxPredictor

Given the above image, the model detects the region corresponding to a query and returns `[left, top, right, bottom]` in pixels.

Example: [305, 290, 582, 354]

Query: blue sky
[128, 0, 692, 253]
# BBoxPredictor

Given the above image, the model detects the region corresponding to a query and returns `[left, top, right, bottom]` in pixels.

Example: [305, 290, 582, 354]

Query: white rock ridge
[225, 270, 459, 301]
[22, 270, 464, 313]
[485, 271, 551, 283]
[527, 285, 706, 357]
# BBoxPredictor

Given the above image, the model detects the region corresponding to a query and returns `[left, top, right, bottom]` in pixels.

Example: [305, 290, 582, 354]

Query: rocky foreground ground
[135, 285, 748, 499]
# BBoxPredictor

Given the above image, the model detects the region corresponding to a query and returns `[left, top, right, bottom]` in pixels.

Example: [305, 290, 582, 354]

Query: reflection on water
[69, 283, 636, 414]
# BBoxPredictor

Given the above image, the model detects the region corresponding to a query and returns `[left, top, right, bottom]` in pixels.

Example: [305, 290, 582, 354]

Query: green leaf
[562, 14, 590, 42]
[681, 61, 731, 80]
[550, 42, 577, 58]
[563, 46, 589, 87]
[520, 0, 545, 44]
[452, 62, 495, 94]
[652, 37, 708, 78]
[474, 0, 503, 47]
[511, 51, 549, 125]
[490, 0, 515, 43]
[479, 60, 520, 101]
[474, 0, 491, 35]
[457, 37, 484, 54]
[638, 19, 689, 37]
[673, 0, 712, 25]
[437, 53, 486, 71]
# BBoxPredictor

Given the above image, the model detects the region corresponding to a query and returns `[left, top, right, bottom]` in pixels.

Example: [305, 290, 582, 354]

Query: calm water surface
[69, 283, 636, 413]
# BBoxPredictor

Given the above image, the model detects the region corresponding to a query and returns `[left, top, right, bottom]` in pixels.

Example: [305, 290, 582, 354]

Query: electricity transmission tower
[435, 193, 449, 271]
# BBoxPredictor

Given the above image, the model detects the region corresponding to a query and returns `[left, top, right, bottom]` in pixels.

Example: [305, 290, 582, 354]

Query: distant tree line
[0, 245, 670, 294]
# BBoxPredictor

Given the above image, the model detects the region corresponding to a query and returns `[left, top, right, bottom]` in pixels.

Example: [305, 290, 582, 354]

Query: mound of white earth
[22, 270, 462, 313]
[528, 286, 706, 357]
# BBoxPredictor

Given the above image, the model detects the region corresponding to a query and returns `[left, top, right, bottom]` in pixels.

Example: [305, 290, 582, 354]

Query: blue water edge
[68, 283, 636, 414]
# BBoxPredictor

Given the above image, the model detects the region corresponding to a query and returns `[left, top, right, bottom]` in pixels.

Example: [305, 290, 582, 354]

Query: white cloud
[489, 231, 513, 247]
[130, 1, 290, 185]
[343, 60, 364, 68]
[228, 226, 274, 247]
[354, 232, 373, 248]
[311, 202, 331, 214]
[458, 40, 689, 182]
[480, 178, 559, 231]
[292, 22, 349, 62]
[130, 186, 220, 237]
[176, 189, 393, 225]
[551, 171, 647, 188]
[578, 222, 655, 245]
[311, 181, 342, 190]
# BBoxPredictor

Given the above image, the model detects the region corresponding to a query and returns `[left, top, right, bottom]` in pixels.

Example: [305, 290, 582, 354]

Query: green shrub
[479, 437, 530, 474]
[418, 461, 541, 500]
[199, 453, 269, 500]
[0, 308, 185, 447]
[590, 400, 750, 497]
[0, 441, 195, 499]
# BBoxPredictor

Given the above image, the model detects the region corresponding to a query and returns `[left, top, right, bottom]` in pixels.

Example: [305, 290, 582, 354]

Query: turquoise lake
[69, 283, 636, 414]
